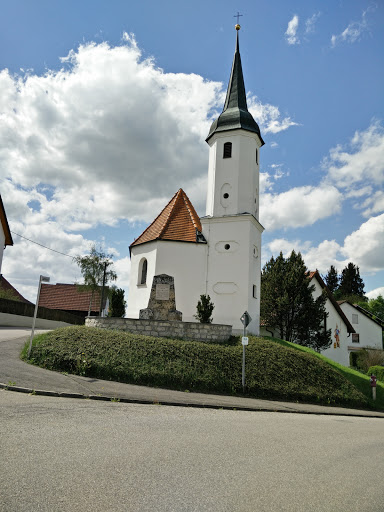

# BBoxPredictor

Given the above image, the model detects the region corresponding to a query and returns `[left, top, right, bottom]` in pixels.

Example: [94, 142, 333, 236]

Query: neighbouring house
[0, 275, 32, 303]
[0, 195, 13, 273]
[261, 270, 357, 367]
[39, 283, 109, 318]
[338, 301, 383, 358]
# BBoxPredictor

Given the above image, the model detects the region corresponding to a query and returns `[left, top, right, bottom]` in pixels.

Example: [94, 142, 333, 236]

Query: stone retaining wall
[85, 317, 232, 343]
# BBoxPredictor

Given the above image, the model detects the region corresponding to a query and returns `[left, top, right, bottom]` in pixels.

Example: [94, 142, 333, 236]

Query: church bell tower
[201, 24, 265, 334]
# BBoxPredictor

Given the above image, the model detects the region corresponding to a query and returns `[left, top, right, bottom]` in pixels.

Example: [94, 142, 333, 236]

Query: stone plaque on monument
[156, 283, 170, 301]
[139, 274, 182, 321]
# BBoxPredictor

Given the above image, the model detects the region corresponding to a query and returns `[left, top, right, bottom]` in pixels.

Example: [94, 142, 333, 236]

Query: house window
[253, 285, 257, 298]
[352, 314, 358, 324]
[223, 142, 232, 158]
[352, 333, 360, 343]
[138, 258, 147, 285]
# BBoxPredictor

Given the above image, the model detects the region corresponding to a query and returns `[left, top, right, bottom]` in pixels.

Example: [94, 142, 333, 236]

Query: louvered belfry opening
[223, 142, 232, 158]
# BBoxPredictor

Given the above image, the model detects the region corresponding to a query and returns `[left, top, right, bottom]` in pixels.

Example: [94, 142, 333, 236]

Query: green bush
[367, 366, 384, 382]
[23, 326, 373, 409]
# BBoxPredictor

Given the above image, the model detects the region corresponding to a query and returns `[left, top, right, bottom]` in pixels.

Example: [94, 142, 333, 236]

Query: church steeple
[206, 26, 264, 145]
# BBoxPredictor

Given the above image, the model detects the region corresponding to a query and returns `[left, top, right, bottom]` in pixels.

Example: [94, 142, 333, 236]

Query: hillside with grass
[23, 326, 383, 410]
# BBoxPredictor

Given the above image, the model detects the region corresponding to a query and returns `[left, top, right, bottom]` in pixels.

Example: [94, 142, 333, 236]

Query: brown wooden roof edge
[309, 270, 355, 334]
[0, 195, 13, 246]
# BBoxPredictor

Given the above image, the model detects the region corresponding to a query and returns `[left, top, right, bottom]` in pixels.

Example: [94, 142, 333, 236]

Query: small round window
[223, 193, 229, 199]
[224, 244, 230, 250]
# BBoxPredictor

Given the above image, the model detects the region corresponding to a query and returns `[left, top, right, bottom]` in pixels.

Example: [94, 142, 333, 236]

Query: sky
[1, 0, 383, 304]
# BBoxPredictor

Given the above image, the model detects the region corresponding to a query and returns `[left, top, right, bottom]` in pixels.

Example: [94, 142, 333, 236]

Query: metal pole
[28, 275, 50, 358]
[99, 261, 107, 317]
[242, 323, 246, 392]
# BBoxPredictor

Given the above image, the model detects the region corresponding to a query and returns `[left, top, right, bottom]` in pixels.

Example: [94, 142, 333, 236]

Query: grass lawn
[22, 325, 383, 411]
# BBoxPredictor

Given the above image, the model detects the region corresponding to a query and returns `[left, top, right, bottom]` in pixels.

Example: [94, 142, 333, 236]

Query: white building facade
[128, 27, 264, 334]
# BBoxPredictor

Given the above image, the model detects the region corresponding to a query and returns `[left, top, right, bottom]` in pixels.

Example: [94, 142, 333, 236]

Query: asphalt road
[1, 391, 383, 512]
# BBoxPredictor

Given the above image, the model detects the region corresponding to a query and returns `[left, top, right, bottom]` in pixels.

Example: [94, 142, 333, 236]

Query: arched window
[223, 142, 232, 158]
[138, 258, 147, 285]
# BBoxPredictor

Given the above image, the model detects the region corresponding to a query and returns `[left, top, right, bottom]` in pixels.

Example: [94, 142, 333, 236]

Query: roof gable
[39, 283, 107, 312]
[338, 300, 384, 328]
[130, 189, 205, 249]
[0, 196, 13, 246]
[309, 270, 355, 334]
[0, 275, 32, 303]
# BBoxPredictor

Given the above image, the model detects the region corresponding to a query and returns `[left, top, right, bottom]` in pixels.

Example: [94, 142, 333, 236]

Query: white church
[127, 25, 265, 334]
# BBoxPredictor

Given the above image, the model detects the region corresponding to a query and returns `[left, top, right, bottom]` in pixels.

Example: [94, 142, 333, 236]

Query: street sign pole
[240, 311, 251, 393]
[28, 275, 50, 358]
[242, 323, 246, 391]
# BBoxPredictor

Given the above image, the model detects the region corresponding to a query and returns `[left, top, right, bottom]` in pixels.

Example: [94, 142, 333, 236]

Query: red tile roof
[130, 189, 203, 248]
[0, 275, 32, 303]
[39, 283, 107, 313]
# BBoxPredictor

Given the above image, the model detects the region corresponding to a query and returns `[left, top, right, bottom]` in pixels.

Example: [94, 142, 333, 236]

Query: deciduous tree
[75, 245, 117, 316]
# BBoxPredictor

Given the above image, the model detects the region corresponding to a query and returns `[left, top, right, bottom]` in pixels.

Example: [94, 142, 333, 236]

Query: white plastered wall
[127, 240, 207, 322]
[339, 302, 382, 351]
[206, 130, 261, 219]
[311, 279, 352, 366]
[201, 214, 263, 334]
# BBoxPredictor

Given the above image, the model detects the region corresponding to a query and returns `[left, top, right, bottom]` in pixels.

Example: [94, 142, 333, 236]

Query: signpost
[370, 374, 377, 401]
[28, 275, 50, 358]
[240, 311, 251, 392]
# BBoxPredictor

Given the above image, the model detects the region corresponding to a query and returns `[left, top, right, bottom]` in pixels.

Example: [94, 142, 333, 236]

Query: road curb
[2, 381, 384, 418]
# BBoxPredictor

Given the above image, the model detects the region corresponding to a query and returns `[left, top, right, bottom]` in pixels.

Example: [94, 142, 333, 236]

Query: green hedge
[368, 366, 384, 381]
[23, 326, 371, 408]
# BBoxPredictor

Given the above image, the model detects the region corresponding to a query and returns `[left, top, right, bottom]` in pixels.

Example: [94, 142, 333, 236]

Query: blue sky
[0, 0, 383, 302]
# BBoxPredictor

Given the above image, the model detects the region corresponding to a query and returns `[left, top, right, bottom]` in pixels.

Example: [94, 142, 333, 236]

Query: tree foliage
[0, 288, 21, 301]
[324, 265, 339, 294]
[337, 262, 366, 300]
[75, 245, 117, 315]
[195, 294, 214, 323]
[108, 287, 126, 318]
[261, 251, 331, 352]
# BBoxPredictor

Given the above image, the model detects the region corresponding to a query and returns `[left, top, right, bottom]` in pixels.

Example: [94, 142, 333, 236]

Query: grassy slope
[22, 326, 382, 410]
[263, 336, 384, 410]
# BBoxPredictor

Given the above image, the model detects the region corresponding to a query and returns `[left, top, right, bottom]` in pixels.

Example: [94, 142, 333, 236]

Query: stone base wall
[85, 317, 232, 343]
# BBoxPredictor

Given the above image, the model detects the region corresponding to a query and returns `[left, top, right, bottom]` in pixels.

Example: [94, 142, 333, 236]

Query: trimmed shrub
[367, 366, 384, 382]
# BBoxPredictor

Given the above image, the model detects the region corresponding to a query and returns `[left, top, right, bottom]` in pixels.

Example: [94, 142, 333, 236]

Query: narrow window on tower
[253, 285, 257, 298]
[223, 142, 232, 158]
[255, 148, 258, 165]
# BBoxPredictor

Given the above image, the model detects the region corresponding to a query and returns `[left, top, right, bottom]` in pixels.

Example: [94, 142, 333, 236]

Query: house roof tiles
[39, 283, 107, 312]
[130, 189, 205, 249]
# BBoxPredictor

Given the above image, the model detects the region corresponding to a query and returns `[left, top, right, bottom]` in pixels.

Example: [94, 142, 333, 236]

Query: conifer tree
[324, 265, 339, 294]
[108, 287, 126, 318]
[261, 251, 331, 351]
[338, 262, 366, 300]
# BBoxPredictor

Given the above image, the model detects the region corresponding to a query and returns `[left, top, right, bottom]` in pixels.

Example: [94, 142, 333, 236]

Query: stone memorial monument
[139, 274, 182, 321]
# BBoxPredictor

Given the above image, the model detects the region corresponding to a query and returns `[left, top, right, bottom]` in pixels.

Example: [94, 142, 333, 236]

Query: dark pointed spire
[206, 27, 264, 145]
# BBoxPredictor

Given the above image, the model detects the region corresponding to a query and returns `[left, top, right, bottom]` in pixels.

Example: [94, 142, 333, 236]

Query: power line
[10, 231, 75, 259]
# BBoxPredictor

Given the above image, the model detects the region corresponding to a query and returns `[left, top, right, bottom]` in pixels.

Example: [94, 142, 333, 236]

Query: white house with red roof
[128, 26, 264, 334]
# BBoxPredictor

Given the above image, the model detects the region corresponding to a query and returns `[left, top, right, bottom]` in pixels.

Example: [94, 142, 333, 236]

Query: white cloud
[323, 121, 384, 211]
[305, 12, 321, 34]
[248, 97, 298, 134]
[265, 214, 384, 275]
[260, 184, 342, 231]
[270, 141, 278, 148]
[342, 214, 384, 272]
[285, 15, 300, 45]
[366, 287, 384, 300]
[331, 6, 375, 47]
